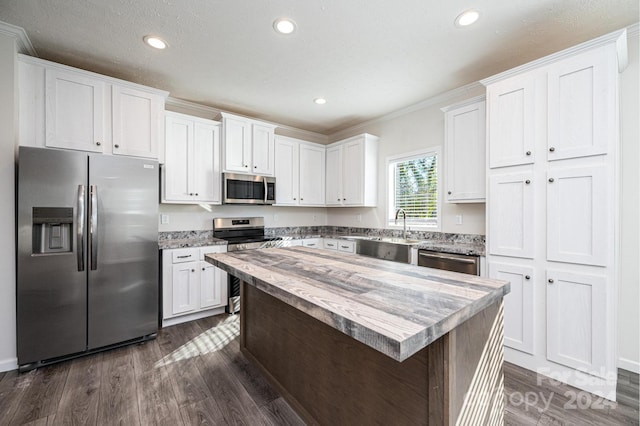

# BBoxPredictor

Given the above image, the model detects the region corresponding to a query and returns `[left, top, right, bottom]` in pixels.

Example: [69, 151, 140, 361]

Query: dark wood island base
[240, 282, 505, 425]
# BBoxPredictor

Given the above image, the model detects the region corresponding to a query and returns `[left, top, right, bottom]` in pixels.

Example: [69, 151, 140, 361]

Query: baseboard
[161, 306, 226, 328]
[0, 357, 18, 372]
[618, 357, 640, 374]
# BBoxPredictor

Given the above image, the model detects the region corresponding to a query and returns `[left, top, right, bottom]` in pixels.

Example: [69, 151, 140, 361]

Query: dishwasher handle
[418, 251, 477, 264]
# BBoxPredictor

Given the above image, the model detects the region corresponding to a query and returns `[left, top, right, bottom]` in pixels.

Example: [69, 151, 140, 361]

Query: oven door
[223, 173, 275, 204]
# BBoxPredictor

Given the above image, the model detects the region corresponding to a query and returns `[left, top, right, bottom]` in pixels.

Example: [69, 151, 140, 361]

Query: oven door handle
[418, 252, 477, 264]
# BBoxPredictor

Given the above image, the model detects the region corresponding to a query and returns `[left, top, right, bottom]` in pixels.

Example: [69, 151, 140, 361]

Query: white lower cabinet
[302, 238, 322, 248]
[489, 262, 535, 354]
[162, 245, 227, 326]
[546, 269, 608, 376]
[323, 238, 355, 253]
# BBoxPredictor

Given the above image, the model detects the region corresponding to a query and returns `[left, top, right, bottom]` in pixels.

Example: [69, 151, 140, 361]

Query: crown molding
[440, 94, 486, 113]
[481, 27, 631, 86]
[328, 80, 484, 141]
[0, 21, 36, 56]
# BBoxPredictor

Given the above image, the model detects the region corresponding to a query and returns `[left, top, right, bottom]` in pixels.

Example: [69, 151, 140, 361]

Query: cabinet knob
[254, 166, 257, 168]
[525, 275, 530, 280]
[525, 180, 531, 184]
[96, 141, 101, 146]
[343, 198, 346, 201]
[526, 151, 531, 156]
[548, 178, 555, 183]
[114, 144, 119, 149]
[293, 197, 296, 200]
[195, 193, 199, 196]
[300, 198, 303, 201]
[549, 147, 555, 152]
[191, 269, 195, 273]
[337, 198, 340, 201]
[244, 164, 248, 168]
[202, 267, 205, 271]
[548, 278, 554, 284]
[189, 193, 194, 196]
[448, 191, 452, 195]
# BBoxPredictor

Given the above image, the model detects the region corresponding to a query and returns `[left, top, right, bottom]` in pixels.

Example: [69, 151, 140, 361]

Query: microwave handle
[263, 177, 268, 204]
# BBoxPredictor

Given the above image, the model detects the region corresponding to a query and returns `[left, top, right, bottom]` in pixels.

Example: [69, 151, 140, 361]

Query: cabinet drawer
[323, 238, 338, 250]
[337, 240, 356, 253]
[199, 245, 227, 260]
[302, 238, 322, 248]
[171, 248, 199, 263]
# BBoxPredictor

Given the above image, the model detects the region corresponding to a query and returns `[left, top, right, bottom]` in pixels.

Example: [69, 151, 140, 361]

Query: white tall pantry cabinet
[483, 29, 627, 400]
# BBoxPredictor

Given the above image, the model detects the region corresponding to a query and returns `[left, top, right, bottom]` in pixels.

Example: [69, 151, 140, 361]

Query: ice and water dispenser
[32, 207, 73, 254]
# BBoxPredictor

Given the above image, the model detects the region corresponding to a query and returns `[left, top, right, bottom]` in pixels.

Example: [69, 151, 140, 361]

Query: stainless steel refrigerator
[17, 147, 159, 369]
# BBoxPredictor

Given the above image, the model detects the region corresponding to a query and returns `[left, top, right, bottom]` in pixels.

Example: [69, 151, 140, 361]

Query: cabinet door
[342, 139, 364, 205]
[171, 261, 199, 315]
[446, 101, 486, 202]
[223, 117, 251, 173]
[489, 262, 535, 354]
[546, 270, 608, 376]
[487, 76, 535, 168]
[112, 86, 161, 158]
[488, 172, 535, 258]
[200, 262, 224, 309]
[192, 122, 221, 203]
[299, 144, 326, 205]
[252, 124, 275, 175]
[274, 138, 299, 205]
[45, 69, 105, 152]
[547, 165, 607, 266]
[163, 115, 193, 202]
[326, 145, 343, 206]
[547, 47, 614, 161]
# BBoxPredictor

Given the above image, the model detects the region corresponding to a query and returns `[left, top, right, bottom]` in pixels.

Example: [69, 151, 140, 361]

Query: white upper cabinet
[487, 74, 536, 168]
[45, 68, 106, 153]
[20, 55, 168, 159]
[274, 135, 325, 206]
[219, 112, 276, 176]
[325, 134, 378, 207]
[162, 112, 221, 204]
[546, 165, 607, 266]
[112, 85, 164, 158]
[488, 172, 535, 259]
[442, 97, 486, 202]
[547, 46, 616, 161]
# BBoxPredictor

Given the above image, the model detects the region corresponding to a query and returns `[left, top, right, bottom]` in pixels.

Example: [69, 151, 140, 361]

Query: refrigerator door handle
[77, 185, 85, 271]
[89, 185, 98, 270]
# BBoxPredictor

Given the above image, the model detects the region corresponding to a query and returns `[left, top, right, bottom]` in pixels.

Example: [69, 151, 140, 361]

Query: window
[387, 149, 440, 229]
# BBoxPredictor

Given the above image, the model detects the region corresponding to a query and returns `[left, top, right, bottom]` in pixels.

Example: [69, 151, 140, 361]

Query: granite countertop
[158, 235, 227, 250]
[205, 246, 509, 362]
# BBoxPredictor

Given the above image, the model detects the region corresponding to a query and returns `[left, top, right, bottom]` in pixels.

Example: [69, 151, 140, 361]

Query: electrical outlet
[455, 214, 463, 225]
[160, 214, 169, 224]
[274, 214, 279, 222]
[356, 214, 362, 222]
[312, 214, 318, 222]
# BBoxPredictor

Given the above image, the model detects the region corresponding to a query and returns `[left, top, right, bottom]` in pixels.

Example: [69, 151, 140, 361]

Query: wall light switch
[455, 214, 463, 225]
[312, 214, 318, 222]
[160, 214, 169, 224]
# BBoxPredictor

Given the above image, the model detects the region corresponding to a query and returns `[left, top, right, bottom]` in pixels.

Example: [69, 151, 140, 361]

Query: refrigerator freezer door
[87, 155, 159, 349]
[17, 147, 88, 364]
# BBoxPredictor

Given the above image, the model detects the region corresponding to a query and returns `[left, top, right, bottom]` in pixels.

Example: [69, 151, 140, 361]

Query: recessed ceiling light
[143, 35, 167, 49]
[273, 18, 297, 35]
[314, 98, 327, 105]
[454, 9, 480, 27]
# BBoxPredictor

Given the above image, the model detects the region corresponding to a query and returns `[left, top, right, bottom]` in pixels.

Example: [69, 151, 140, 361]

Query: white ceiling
[0, 0, 637, 135]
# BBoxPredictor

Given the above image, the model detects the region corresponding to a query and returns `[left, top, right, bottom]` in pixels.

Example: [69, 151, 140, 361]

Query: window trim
[386, 147, 442, 231]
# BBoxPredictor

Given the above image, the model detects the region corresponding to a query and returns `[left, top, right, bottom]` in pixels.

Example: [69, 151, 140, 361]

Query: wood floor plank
[133, 338, 185, 426]
[0, 369, 35, 424]
[8, 361, 69, 425]
[260, 397, 305, 426]
[179, 398, 227, 425]
[51, 354, 102, 426]
[96, 346, 140, 426]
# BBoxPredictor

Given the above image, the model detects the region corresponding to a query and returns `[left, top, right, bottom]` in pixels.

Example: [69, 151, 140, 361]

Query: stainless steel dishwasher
[417, 250, 480, 275]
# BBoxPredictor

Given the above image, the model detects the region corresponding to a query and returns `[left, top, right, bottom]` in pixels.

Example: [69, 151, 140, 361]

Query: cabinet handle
[525, 180, 531, 184]
[114, 144, 119, 149]
[96, 141, 101, 146]
[448, 191, 452, 195]
[177, 255, 192, 259]
[549, 147, 555, 152]
[525, 275, 530, 280]
[548, 278, 554, 284]
[548, 178, 554, 183]
[526, 151, 531, 156]
[340, 245, 349, 249]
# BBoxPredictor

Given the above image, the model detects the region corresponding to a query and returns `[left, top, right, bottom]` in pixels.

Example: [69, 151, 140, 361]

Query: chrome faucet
[395, 208, 407, 239]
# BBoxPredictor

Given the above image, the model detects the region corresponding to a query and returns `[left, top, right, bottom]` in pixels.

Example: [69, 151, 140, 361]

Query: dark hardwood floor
[0, 314, 637, 425]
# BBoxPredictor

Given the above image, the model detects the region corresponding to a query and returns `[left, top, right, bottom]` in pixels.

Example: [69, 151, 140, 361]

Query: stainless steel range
[213, 217, 281, 312]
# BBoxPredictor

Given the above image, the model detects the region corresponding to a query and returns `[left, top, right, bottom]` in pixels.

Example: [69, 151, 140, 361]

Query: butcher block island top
[205, 246, 509, 361]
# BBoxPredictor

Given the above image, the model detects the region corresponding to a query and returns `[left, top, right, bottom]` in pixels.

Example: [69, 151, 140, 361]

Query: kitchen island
[205, 246, 510, 425]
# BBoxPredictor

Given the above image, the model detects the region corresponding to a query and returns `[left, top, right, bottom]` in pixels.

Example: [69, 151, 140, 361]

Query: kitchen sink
[350, 237, 420, 263]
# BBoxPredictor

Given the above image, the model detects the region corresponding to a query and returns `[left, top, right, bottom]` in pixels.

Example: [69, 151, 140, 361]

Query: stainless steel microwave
[223, 173, 276, 205]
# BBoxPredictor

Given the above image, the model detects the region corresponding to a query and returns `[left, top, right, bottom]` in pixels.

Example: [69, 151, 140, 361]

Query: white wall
[0, 33, 17, 371]
[618, 31, 639, 373]
[325, 85, 487, 235]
